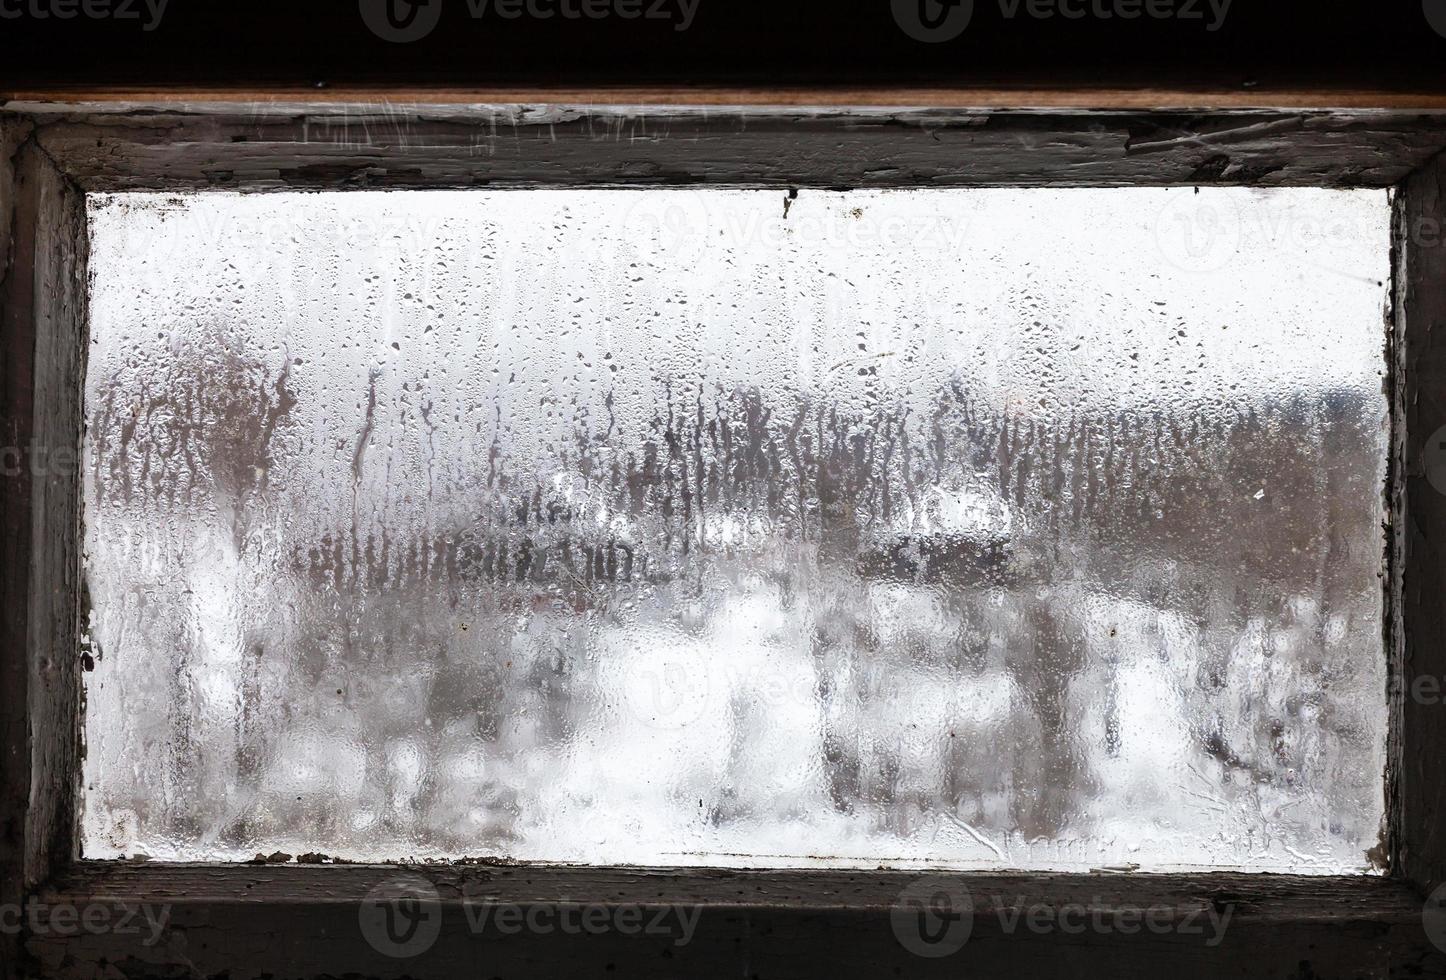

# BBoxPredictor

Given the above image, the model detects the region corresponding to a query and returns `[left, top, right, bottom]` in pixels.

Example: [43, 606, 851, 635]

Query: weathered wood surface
[1393, 150, 1446, 901]
[1, 126, 88, 979]
[11, 86, 1446, 110]
[22, 864, 1446, 979]
[0, 111, 31, 980]
[10, 105, 1446, 190]
[32, 863, 1429, 914]
[6, 101, 1446, 977]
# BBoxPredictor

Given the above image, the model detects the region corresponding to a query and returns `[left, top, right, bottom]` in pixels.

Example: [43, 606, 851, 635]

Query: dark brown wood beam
[0, 119, 89, 980]
[25, 864, 1446, 979]
[18, 105, 1446, 191]
[1391, 143, 1446, 900]
[9, 87, 1446, 111]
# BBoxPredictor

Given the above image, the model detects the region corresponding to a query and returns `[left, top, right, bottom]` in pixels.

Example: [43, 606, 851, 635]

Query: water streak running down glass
[82, 188, 1391, 870]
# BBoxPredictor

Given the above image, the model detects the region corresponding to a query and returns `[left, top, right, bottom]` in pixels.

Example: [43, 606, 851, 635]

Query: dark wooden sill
[22, 863, 1446, 979]
[34, 861, 1428, 917]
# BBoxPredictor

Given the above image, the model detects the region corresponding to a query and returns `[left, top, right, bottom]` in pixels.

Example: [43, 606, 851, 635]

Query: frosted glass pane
[82, 188, 1390, 871]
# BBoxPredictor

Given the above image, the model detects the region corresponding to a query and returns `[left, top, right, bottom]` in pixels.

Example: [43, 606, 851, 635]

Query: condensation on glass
[81, 188, 1391, 871]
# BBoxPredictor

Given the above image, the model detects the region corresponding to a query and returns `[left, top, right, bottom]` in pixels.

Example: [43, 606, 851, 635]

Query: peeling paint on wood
[6, 99, 1446, 979]
[0, 124, 89, 980]
[8, 105, 1446, 191]
[1392, 154, 1446, 901]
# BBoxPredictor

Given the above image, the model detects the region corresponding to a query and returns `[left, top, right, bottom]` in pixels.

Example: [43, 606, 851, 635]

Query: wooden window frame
[3, 98, 1446, 977]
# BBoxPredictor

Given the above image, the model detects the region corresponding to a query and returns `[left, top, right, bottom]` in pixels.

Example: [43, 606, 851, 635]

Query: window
[4, 103, 1445, 978]
[83, 187, 1392, 874]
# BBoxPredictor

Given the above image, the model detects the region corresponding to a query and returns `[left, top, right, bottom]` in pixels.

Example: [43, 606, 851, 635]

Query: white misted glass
[82, 188, 1390, 871]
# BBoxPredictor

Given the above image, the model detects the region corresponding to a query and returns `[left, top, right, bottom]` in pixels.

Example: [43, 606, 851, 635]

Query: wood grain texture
[32, 861, 1431, 915]
[1393, 152, 1446, 899]
[14, 105, 1446, 191]
[5, 101, 1446, 978]
[0, 125, 89, 980]
[23, 140, 88, 889]
[23, 864, 1445, 979]
[0, 110, 33, 980]
[11, 87, 1446, 110]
